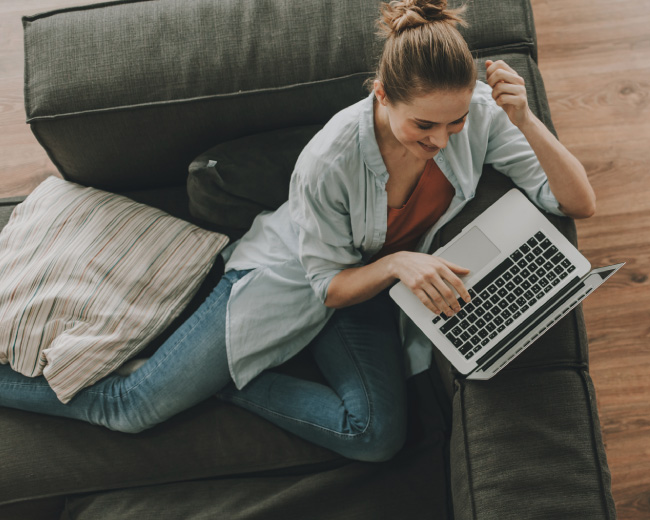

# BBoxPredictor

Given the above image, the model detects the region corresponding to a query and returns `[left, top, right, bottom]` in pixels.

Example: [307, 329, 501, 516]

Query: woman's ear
[373, 80, 388, 106]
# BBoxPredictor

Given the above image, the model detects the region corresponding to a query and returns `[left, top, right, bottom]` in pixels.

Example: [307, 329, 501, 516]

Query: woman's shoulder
[294, 97, 369, 183]
[308, 97, 367, 158]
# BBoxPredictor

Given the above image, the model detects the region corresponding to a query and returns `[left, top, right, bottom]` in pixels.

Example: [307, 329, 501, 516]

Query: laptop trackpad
[439, 226, 501, 279]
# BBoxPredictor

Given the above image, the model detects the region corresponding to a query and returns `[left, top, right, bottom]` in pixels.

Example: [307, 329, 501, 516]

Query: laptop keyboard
[431, 231, 577, 360]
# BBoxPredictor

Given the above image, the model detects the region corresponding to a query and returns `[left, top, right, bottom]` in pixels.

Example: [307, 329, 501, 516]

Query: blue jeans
[0, 270, 407, 462]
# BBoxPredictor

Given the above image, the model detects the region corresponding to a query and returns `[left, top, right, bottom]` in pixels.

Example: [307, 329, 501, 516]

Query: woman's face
[374, 81, 474, 160]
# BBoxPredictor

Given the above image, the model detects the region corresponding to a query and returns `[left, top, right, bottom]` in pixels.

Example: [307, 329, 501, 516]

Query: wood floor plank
[533, 0, 650, 517]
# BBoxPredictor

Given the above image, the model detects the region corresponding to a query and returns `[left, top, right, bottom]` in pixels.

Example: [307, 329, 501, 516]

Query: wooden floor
[1, 0, 649, 517]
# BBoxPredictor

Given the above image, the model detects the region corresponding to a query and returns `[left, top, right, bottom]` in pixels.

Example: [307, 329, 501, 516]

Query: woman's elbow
[563, 195, 596, 219]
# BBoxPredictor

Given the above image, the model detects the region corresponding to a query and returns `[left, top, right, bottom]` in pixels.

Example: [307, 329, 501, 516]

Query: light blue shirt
[222, 80, 564, 389]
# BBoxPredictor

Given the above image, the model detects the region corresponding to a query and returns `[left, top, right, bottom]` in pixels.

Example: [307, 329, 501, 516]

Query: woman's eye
[416, 123, 433, 130]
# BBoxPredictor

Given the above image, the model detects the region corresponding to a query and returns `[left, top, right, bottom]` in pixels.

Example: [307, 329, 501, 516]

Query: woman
[0, 0, 595, 462]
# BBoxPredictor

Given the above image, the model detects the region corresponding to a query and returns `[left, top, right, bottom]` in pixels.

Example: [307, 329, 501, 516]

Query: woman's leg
[0, 269, 247, 433]
[217, 290, 407, 462]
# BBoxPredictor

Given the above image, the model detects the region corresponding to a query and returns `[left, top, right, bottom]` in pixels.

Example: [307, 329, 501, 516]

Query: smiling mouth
[418, 141, 439, 153]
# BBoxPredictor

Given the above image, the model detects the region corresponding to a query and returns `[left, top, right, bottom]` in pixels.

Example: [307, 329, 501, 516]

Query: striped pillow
[0, 176, 229, 403]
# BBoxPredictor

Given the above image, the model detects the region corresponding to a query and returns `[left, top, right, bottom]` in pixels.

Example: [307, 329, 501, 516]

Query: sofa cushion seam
[25, 72, 375, 123]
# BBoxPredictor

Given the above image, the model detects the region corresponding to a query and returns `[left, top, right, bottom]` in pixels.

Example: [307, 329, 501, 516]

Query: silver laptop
[390, 188, 623, 380]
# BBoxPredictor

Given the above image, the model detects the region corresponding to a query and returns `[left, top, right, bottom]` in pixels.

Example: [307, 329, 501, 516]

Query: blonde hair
[373, 0, 477, 104]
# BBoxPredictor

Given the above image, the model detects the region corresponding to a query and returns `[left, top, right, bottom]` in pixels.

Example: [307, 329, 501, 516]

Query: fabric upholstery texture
[22, 0, 539, 191]
[450, 368, 615, 520]
[0, 176, 228, 403]
[187, 125, 323, 233]
[61, 435, 448, 520]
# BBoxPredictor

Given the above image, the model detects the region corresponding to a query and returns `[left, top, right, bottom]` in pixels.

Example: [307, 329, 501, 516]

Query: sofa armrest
[450, 369, 616, 520]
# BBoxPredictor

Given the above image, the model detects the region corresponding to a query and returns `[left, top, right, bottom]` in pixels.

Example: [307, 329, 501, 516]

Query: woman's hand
[390, 251, 471, 316]
[485, 60, 532, 129]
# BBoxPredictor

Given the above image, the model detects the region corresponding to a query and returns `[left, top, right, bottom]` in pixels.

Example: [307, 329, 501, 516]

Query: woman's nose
[426, 127, 450, 149]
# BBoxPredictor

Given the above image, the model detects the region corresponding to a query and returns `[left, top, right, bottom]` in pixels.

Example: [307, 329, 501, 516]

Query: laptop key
[543, 245, 558, 259]
[510, 250, 523, 261]
[472, 257, 514, 294]
[440, 316, 459, 333]
[450, 337, 463, 347]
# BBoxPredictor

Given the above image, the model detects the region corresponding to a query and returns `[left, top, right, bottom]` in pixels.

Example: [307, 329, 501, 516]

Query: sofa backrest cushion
[187, 125, 323, 234]
[23, 0, 539, 191]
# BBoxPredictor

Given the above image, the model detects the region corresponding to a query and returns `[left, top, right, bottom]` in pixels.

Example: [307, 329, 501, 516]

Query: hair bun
[379, 0, 466, 36]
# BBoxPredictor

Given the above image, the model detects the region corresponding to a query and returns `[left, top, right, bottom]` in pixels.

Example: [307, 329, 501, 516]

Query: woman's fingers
[396, 252, 472, 316]
[486, 67, 524, 89]
[418, 261, 471, 316]
[416, 284, 454, 316]
[438, 260, 472, 303]
[485, 59, 518, 79]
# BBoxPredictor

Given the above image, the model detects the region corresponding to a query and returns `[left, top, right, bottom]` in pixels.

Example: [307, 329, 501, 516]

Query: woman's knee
[347, 415, 407, 463]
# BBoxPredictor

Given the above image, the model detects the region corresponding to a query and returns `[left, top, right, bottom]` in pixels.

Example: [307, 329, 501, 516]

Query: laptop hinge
[473, 276, 584, 370]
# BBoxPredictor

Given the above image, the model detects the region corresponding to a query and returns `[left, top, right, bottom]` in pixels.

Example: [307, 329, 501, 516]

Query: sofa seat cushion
[0, 176, 228, 403]
[0, 399, 344, 507]
[450, 368, 616, 520]
[62, 434, 449, 520]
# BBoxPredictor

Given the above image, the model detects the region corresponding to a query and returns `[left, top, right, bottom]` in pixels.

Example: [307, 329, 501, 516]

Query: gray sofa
[0, 0, 617, 518]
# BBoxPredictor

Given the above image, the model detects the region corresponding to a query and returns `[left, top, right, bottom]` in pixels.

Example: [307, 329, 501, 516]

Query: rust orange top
[372, 159, 455, 261]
